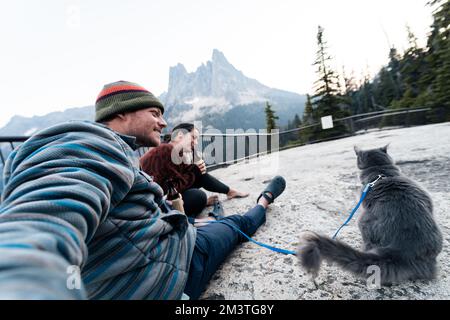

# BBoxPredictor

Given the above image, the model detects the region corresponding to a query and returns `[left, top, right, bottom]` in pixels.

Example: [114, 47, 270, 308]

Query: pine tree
[302, 94, 315, 124]
[264, 101, 279, 132]
[311, 26, 349, 138]
[300, 94, 318, 143]
[293, 114, 302, 128]
[373, 67, 398, 108]
[394, 26, 427, 108]
[387, 47, 404, 102]
[280, 114, 303, 146]
[312, 26, 342, 118]
[427, 0, 450, 120]
[360, 79, 375, 113]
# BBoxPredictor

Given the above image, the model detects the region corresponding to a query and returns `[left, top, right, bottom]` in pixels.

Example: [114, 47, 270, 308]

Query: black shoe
[257, 176, 286, 204]
[208, 200, 225, 220]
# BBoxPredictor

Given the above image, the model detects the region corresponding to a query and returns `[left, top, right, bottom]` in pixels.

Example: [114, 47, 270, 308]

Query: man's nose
[159, 117, 167, 128]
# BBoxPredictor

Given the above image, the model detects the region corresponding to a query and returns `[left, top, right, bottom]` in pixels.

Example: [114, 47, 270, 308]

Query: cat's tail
[297, 231, 435, 284]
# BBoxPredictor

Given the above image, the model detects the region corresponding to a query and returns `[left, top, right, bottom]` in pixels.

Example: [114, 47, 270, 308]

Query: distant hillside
[0, 106, 94, 195]
[0, 106, 94, 136]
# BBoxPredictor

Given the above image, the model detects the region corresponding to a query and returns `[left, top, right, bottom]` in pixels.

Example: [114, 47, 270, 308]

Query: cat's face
[354, 145, 394, 169]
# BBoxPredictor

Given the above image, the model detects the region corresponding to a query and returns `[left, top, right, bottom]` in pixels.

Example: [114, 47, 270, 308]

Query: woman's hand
[196, 160, 207, 175]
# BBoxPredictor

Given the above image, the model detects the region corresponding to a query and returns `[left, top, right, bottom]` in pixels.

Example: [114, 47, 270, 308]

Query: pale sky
[0, 0, 433, 128]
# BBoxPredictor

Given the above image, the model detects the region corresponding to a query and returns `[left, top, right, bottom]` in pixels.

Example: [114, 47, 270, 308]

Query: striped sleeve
[0, 123, 135, 299]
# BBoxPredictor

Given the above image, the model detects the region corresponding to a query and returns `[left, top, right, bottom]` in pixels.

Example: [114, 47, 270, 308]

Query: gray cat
[298, 145, 443, 284]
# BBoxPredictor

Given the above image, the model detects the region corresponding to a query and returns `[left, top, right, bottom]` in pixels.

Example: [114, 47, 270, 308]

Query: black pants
[182, 173, 230, 217]
[184, 204, 267, 299]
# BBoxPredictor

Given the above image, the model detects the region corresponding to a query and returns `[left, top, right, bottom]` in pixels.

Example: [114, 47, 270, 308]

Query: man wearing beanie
[94, 81, 166, 147]
[0, 80, 286, 300]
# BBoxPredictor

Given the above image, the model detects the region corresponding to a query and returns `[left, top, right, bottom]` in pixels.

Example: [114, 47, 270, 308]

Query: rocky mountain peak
[211, 49, 232, 68]
[164, 49, 268, 107]
[160, 49, 305, 128]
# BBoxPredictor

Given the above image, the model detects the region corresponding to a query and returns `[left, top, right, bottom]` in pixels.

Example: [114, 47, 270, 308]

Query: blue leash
[332, 174, 384, 239]
[201, 175, 384, 256]
[331, 184, 371, 240]
[205, 220, 297, 255]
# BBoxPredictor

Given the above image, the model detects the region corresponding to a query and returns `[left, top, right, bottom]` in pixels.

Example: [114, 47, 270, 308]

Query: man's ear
[381, 143, 390, 153]
[354, 145, 361, 155]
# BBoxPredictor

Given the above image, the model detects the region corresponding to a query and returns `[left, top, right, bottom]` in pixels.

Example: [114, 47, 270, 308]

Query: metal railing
[0, 107, 441, 169]
[0, 136, 29, 167]
[137, 106, 437, 170]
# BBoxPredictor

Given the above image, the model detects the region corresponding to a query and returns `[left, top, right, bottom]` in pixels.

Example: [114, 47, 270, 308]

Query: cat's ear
[354, 145, 361, 155]
[380, 143, 390, 153]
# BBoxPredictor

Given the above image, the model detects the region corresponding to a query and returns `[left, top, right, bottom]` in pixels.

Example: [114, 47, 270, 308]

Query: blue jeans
[184, 204, 267, 300]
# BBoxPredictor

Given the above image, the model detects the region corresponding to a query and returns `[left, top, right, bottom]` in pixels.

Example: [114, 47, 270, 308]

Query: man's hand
[167, 195, 185, 213]
[196, 160, 207, 175]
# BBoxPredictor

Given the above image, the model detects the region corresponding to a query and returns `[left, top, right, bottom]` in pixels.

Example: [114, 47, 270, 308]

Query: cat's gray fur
[298, 145, 443, 284]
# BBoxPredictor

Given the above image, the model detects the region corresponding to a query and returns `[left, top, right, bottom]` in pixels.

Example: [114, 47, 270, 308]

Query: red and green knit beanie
[95, 80, 164, 122]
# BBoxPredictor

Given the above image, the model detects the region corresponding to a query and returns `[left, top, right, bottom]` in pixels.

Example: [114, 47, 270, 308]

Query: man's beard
[135, 132, 160, 147]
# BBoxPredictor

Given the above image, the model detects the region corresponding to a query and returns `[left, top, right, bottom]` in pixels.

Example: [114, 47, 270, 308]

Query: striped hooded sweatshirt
[0, 121, 196, 299]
